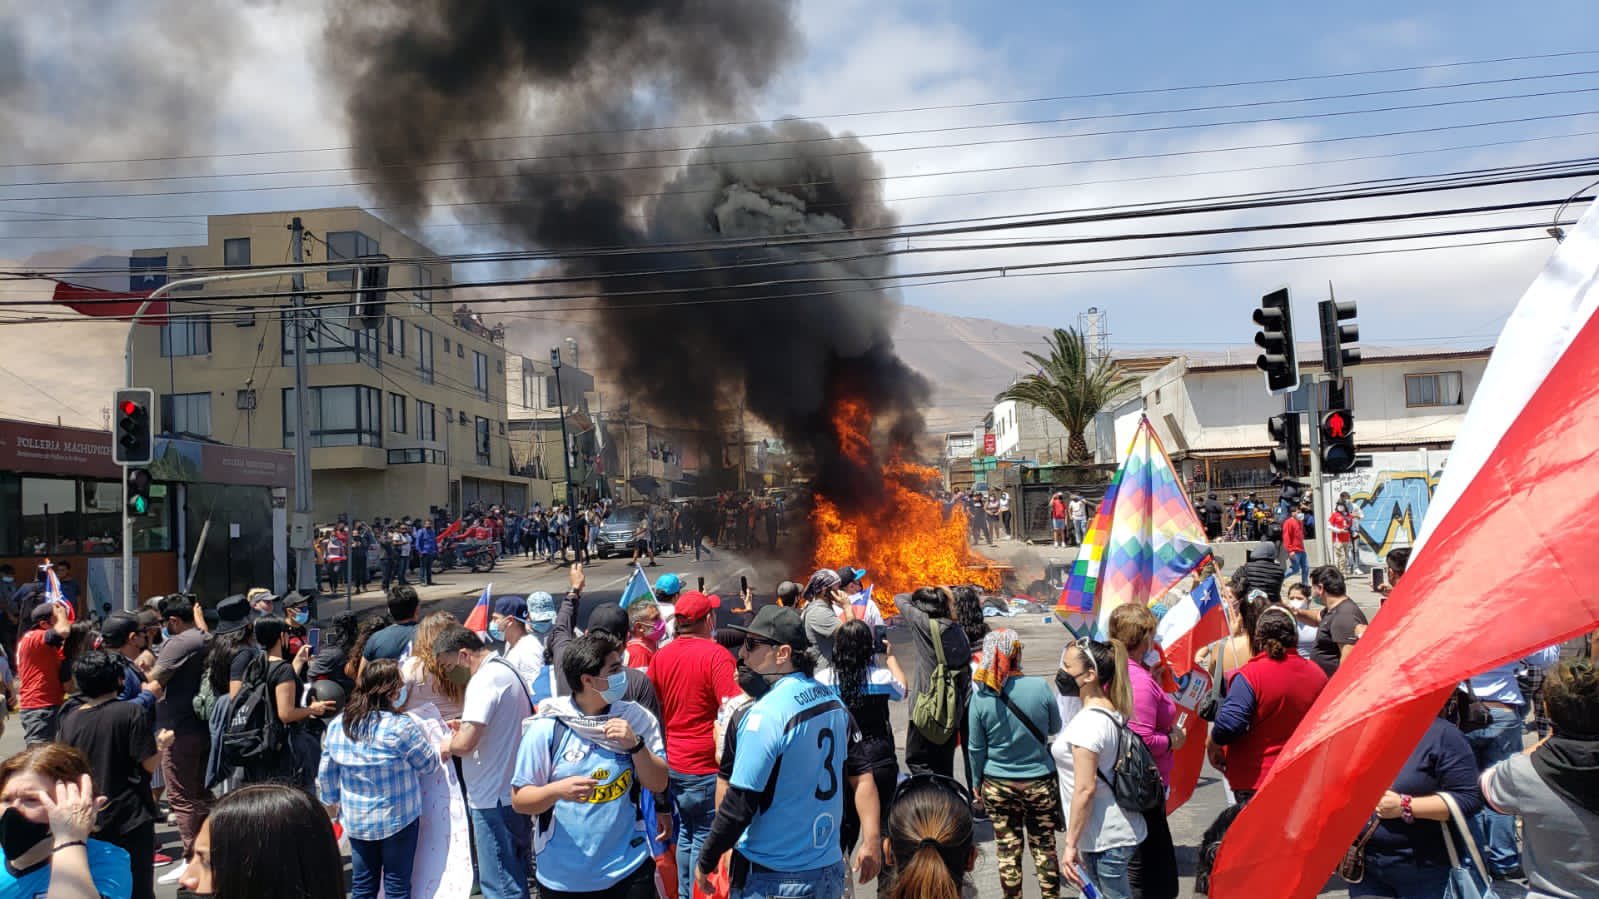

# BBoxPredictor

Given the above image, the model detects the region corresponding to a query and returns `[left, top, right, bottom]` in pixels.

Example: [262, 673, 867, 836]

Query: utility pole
[551, 348, 575, 504]
[288, 217, 317, 595]
[1306, 378, 1327, 568]
[737, 401, 747, 492]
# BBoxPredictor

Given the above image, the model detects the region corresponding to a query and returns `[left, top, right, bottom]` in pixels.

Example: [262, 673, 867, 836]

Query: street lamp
[550, 348, 576, 504]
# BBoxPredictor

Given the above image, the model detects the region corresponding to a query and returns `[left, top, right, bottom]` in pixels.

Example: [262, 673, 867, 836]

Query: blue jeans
[672, 771, 719, 899]
[1081, 844, 1135, 899]
[732, 860, 846, 899]
[1285, 550, 1309, 584]
[468, 802, 530, 899]
[1345, 854, 1452, 898]
[1464, 705, 1523, 873]
[349, 818, 420, 899]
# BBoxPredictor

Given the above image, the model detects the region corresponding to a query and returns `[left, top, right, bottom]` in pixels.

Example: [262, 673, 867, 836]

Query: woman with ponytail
[1055, 637, 1142, 899]
[884, 774, 976, 899]
[1206, 606, 1327, 798]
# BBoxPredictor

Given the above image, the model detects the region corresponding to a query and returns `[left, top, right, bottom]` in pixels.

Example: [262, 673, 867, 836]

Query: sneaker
[157, 861, 188, 885]
[152, 851, 174, 867]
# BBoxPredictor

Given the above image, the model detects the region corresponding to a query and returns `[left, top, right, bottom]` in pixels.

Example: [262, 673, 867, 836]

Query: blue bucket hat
[526, 591, 557, 623]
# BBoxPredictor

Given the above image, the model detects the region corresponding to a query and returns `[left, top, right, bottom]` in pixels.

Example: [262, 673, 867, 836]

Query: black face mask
[736, 663, 775, 699]
[0, 808, 51, 862]
[1056, 670, 1082, 698]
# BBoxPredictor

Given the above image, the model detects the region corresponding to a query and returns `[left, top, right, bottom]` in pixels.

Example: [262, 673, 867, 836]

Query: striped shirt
[317, 710, 437, 840]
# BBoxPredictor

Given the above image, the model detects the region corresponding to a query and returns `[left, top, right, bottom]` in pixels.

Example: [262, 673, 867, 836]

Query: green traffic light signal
[131, 495, 148, 515]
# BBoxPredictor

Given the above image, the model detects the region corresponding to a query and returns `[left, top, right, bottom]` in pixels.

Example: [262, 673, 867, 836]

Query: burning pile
[810, 398, 1000, 613]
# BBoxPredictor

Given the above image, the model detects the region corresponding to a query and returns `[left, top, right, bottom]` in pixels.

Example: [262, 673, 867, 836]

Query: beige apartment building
[129, 207, 528, 524]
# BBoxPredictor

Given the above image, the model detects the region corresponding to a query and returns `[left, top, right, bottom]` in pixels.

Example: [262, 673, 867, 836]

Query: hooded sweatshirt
[1235, 541, 1285, 603]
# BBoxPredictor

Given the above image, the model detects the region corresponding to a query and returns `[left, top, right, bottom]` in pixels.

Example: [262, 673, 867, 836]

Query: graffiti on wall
[1324, 451, 1448, 567]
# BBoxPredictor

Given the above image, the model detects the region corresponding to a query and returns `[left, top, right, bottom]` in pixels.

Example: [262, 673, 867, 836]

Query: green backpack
[911, 619, 960, 745]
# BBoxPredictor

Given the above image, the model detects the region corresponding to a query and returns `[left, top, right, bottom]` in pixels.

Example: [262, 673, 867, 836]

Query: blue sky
[3, 1, 1598, 356]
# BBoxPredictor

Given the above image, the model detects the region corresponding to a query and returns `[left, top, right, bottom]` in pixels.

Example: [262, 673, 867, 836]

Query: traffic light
[1318, 297, 1360, 380]
[112, 388, 154, 465]
[126, 468, 153, 517]
[1320, 408, 1357, 474]
[1253, 288, 1301, 394]
[353, 254, 390, 330]
[1267, 411, 1303, 477]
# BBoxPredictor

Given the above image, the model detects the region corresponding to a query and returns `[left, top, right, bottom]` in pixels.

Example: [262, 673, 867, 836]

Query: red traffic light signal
[1320, 408, 1357, 475]
[1321, 410, 1350, 440]
[112, 388, 154, 465]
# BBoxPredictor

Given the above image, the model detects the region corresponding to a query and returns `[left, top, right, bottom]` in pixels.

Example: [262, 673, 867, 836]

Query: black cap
[29, 602, 55, 625]
[729, 605, 810, 651]
[213, 594, 253, 635]
[587, 604, 629, 640]
[282, 591, 312, 610]
[102, 613, 141, 647]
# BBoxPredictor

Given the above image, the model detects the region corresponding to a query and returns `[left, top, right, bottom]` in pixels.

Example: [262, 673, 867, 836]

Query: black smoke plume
[321, 0, 929, 501]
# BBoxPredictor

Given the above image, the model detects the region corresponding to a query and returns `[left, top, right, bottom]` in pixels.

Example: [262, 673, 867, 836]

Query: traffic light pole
[1307, 375, 1328, 568]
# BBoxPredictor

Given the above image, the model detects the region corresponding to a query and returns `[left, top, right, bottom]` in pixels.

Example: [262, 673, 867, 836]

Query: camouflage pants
[981, 775, 1063, 898]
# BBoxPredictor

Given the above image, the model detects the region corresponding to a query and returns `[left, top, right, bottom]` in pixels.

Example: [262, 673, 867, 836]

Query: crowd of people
[0, 544, 1595, 899]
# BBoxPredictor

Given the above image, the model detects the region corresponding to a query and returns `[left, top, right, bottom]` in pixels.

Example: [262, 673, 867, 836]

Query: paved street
[1, 536, 1531, 898]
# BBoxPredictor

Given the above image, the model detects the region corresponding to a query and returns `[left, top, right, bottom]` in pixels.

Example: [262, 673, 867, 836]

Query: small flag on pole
[619, 564, 654, 609]
[39, 559, 75, 621]
[463, 582, 493, 636]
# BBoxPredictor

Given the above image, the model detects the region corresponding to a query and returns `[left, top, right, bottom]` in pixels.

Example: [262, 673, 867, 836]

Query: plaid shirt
[317, 711, 437, 840]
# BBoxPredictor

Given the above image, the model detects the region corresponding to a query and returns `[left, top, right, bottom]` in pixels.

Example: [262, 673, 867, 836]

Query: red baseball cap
[674, 591, 722, 622]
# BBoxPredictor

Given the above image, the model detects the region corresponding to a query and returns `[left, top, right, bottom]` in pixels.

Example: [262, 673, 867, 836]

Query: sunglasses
[741, 635, 779, 653]
[893, 772, 974, 808]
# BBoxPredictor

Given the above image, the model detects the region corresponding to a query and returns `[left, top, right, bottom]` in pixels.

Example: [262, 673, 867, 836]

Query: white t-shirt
[460, 653, 534, 809]
[504, 633, 550, 701]
[850, 594, 886, 630]
[1052, 705, 1146, 852]
[1069, 498, 1086, 521]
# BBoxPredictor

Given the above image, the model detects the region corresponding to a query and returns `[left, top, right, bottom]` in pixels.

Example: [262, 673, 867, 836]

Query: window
[415, 325, 434, 383]
[324, 231, 379, 283]
[160, 317, 211, 357]
[416, 400, 436, 441]
[387, 317, 406, 357]
[387, 448, 447, 465]
[281, 306, 379, 367]
[389, 393, 407, 433]
[475, 416, 491, 465]
[414, 265, 434, 310]
[442, 337, 451, 354]
[1285, 378, 1354, 413]
[160, 392, 212, 437]
[223, 238, 251, 267]
[473, 351, 489, 398]
[282, 385, 383, 448]
[1405, 371, 1464, 407]
[456, 343, 464, 358]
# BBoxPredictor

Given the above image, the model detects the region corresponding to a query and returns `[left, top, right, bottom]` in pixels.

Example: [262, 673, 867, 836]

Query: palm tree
[996, 327, 1138, 463]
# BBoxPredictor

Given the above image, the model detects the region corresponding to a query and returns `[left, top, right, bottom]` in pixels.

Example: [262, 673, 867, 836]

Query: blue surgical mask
[293, 610, 310, 626]
[601, 671, 628, 703]
[488, 622, 505, 643]
[393, 686, 409, 708]
[530, 620, 552, 635]
[160, 626, 171, 641]
[1, 577, 12, 585]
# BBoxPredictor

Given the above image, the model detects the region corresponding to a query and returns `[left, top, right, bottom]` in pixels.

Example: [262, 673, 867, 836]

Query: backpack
[1088, 707, 1165, 814]
[192, 672, 218, 723]
[911, 619, 960, 745]
[221, 656, 288, 767]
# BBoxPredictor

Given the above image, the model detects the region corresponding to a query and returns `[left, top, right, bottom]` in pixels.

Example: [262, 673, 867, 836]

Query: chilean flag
[1153, 573, 1227, 680]
[463, 583, 493, 637]
[50, 280, 167, 321]
[40, 559, 76, 622]
[1211, 199, 1599, 895]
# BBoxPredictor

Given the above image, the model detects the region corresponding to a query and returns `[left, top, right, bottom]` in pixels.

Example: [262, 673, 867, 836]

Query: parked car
[595, 506, 649, 558]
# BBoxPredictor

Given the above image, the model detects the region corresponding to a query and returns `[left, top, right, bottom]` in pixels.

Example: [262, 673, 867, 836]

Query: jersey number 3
[815, 727, 837, 800]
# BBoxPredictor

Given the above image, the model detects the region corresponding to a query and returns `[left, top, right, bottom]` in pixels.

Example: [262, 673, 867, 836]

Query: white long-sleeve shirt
[1466, 644, 1562, 706]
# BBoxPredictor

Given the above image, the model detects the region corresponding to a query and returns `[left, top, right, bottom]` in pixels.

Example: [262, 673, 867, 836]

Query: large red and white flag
[1211, 200, 1599, 895]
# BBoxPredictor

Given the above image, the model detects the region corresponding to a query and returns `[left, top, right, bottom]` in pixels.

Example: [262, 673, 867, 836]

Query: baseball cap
[837, 567, 867, 588]
[674, 591, 721, 623]
[804, 568, 841, 598]
[654, 573, 684, 597]
[493, 595, 529, 623]
[102, 613, 141, 647]
[586, 604, 630, 639]
[729, 605, 810, 651]
[246, 587, 278, 608]
[29, 602, 55, 625]
[282, 591, 311, 610]
[526, 591, 557, 623]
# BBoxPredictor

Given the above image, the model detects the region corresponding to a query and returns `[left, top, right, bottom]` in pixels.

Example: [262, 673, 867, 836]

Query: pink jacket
[1126, 659, 1179, 786]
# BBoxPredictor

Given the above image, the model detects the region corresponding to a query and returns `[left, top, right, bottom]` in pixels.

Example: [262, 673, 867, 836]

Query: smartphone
[697, 576, 706, 593]
[1370, 568, 1385, 591]
[873, 625, 889, 655]
[740, 576, 749, 596]
[307, 627, 322, 656]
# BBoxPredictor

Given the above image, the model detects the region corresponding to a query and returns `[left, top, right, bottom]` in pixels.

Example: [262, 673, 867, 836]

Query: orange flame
[811, 399, 1000, 616]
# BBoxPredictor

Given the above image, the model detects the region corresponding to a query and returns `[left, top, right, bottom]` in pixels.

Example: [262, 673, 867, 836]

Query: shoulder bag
[993, 685, 1066, 831]
[1440, 792, 1499, 899]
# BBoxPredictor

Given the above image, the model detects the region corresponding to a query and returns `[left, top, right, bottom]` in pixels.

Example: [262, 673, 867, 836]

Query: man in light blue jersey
[696, 606, 881, 899]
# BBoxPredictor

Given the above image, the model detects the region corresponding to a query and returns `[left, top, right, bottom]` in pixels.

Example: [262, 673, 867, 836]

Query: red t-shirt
[1329, 511, 1352, 543]
[625, 638, 655, 670]
[647, 635, 741, 775]
[1050, 498, 1066, 519]
[17, 627, 65, 710]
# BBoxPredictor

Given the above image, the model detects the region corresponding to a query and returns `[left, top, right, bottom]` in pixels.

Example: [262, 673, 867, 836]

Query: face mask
[393, 686, 409, 708]
[488, 622, 505, 643]
[0, 807, 51, 862]
[736, 663, 776, 699]
[1055, 670, 1082, 697]
[648, 619, 667, 642]
[530, 620, 552, 635]
[161, 626, 172, 641]
[1, 577, 12, 584]
[292, 610, 310, 626]
[1143, 648, 1161, 668]
[446, 665, 471, 686]
[1288, 598, 1307, 610]
[600, 671, 628, 703]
